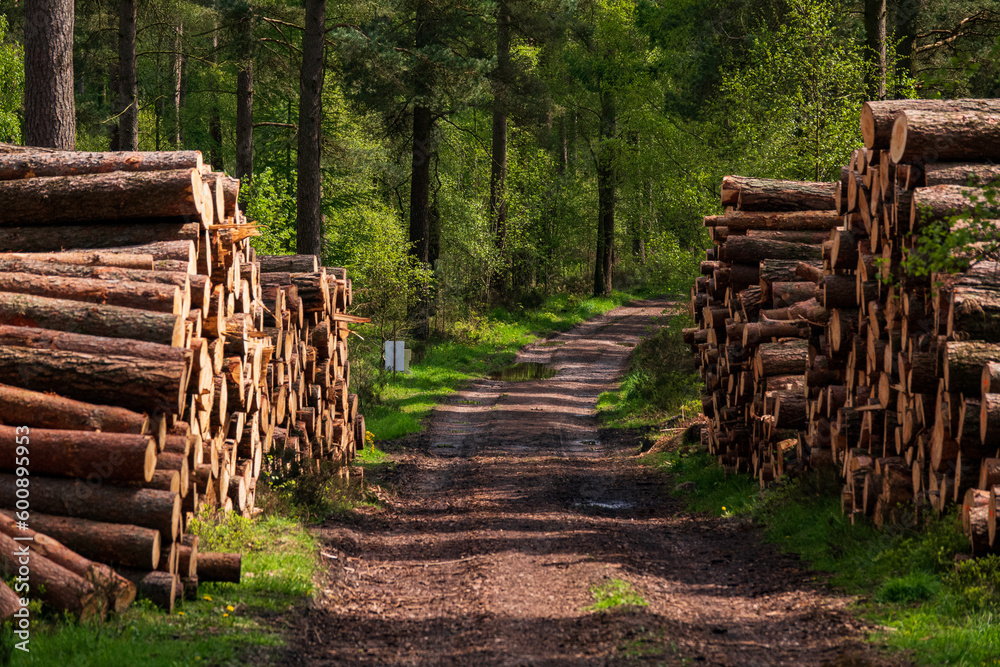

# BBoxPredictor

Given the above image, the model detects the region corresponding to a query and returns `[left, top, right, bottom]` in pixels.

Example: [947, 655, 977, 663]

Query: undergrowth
[650, 447, 1000, 666]
[587, 579, 648, 611]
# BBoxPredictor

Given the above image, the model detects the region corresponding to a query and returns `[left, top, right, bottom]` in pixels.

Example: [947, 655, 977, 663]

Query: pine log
[123, 570, 177, 613]
[945, 341, 1000, 397]
[0, 272, 184, 314]
[969, 505, 993, 555]
[772, 282, 818, 308]
[742, 320, 811, 347]
[0, 426, 156, 482]
[861, 99, 1000, 149]
[723, 237, 822, 264]
[755, 339, 809, 378]
[924, 163, 1000, 188]
[0, 579, 19, 620]
[0, 150, 203, 179]
[949, 286, 1000, 343]
[720, 175, 837, 211]
[258, 255, 319, 273]
[0, 475, 180, 540]
[0, 258, 207, 309]
[821, 275, 858, 309]
[197, 552, 241, 583]
[0, 169, 203, 226]
[0, 383, 148, 435]
[0, 347, 186, 414]
[2, 251, 154, 270]
[0, 220, 202, 253]
[891, 110, 1000, 164]
[0, 293, 183, 346]
[746, 229, 832, 244]
[704, 210, 841, 232]
[0, 531, 99, 620]
[909, 185, 1000, 231]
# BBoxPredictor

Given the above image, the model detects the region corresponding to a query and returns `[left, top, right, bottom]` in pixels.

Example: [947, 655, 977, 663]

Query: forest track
[281, 298, 902, 666]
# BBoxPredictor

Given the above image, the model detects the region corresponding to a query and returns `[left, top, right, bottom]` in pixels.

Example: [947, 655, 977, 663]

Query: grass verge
[360, 290, 645, 441]
[587, 579, 648, 612]
[650, 445, 1000, 667]
[596, 310, 701, 429]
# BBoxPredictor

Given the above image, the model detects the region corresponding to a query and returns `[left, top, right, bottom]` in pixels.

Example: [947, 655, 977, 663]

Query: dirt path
[282, 299, 898, 666]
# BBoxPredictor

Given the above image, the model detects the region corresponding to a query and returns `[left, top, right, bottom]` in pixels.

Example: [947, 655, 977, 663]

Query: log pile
[0, 148, 366, 620]
[688, 99, 1000, 557]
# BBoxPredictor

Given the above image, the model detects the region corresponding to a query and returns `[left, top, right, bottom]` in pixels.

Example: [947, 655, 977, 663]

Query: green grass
[651, 447, 1000, 666]
[362, 290, 645, 441]
[6, 511, 319, 666]
[587, 579, 648, 611]
[596, 312, 701, 428]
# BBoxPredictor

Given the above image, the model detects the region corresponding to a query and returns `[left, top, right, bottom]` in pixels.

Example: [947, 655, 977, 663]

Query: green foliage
[900, 185, 1000, 280]
[587, 579, 648, 611]
[247, 167, 297, 255]
[0, 16, 22, 143]
[717, 0, 876, 181]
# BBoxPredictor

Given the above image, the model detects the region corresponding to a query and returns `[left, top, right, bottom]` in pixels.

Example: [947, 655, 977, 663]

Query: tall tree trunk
[24, 0, 76, 149]
[208, 22, 223, 170]
[115, 0, 138, 150]
[236, 62, 254, 188]
[894, 0, 920, 85]
[173, 23, 183, 148]
[488, 0, 510, 298]
[295, 0, 325, 257]
[409, 104, 432, 264]
[235, 7, 254, 190]
[594, 91, 615, 297]
[865, 0, 887, 100]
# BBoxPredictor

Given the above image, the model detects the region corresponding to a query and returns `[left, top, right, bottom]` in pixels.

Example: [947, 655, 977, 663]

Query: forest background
[2, 0, 1000, 412]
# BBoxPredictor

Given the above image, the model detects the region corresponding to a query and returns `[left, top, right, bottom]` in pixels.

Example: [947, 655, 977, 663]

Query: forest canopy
[2, 0, 999, 325]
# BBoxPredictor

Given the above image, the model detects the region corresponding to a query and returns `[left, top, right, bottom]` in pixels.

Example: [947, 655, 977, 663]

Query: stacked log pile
[0, 148, 365, 620]
[688, 98, 1000, 557]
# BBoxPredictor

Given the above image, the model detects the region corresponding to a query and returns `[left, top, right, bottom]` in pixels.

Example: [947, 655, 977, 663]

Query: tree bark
[23, 0, 76, 149]
[0, 531, 97, 620]
[892, 110, 1000, 164]
[923, 162, 1000, 188]
[0, 220, 202, 254]
[594, 90, 616, 297]
[720, 176, 837, 211]
[197, 551, 241, 582]
[0, 151, 202, 179]
[0, 426, 156, 483]
[910, 185, 1000, 231]
[236, 61, 254, 188]
[0, 293, 183, 346]
[114, 0, 139, 150]
[0, 272, 184, 314]
[259, 254, 319, 273]
[0, 383, 148, 435]
[722, 237, 822, 264]
[0, 169, 203, 226]
[861, 98, 1000, 150]
[945, 341, 1000, 397]
[864, 0, 887, 101]
[949, 286, 1000, 343]
[296, 0, 325, 257]
[894, 0, 920, 83]
[0, 579, 19, 620]
[704, 210, 841, 232]
[0, 475, 180, 540]
[754, 339, 809, 378]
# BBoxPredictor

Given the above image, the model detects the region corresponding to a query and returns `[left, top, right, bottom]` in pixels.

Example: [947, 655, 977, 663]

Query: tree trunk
[236, 61, 254, 188]
[115, 0, 139, 150]
[0, 532, 98, 620]
[488, 0, 510, 298]
[409, 105, 433, 264]
[208, 22, 223, 169]
[0, 169, 202, 226]
[197, 551, 241, 582]
[0, 579, 19, 620]
[0, 475, 180, 540]
[864, 0, 887, 101]
[894, 0, 920, 83]
[704, 210, 841, 232]
[0, 293, 184, 346]
[722, 237, 823, 264]
[754, 339, 809, 378]
[0, 383, 149, 435]
[859, 99, 1000, 150]
[945, 341, 1000, 397]
[0, 221, 202, 254]
[173, 23, 183, 147]
[892, 110, 1000, 164]
[296, 0, 325, 257]
[910, 185, 1000, 231]
[949, 286, 1000, 343]
[594, 90, 615, 297]
[720, 176, 837, 211]
[0, 347, 186, 413]
[0, 426, 155, 483]
[0, 273, 184, 314]
[23, 0, 76, 149]
[0, 151, 202, 179]
[923, 163, 1000, 188]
